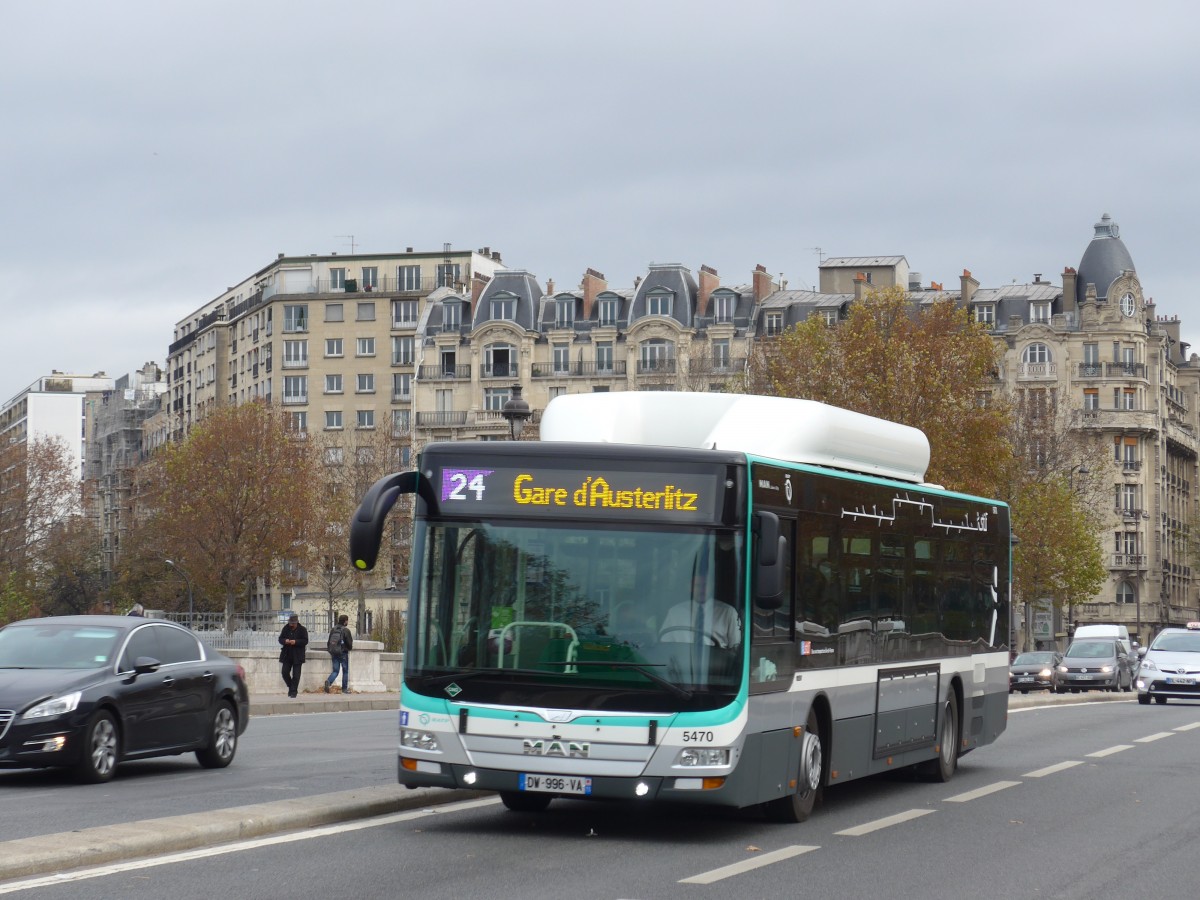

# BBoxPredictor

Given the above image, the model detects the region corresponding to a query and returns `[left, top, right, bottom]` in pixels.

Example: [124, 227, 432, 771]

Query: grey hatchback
[1053, 639, 1134, 693]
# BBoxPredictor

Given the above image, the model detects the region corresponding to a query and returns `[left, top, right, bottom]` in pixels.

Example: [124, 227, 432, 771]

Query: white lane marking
[1174, 722, 1200, 732]
[680, 845, 819, 884]
[834, 808, 935, 836]
[1024, 760, 1083, 778]
[943, 781, 1020, 803]
[0, 797, 500, 895]
[1087, 744, 1134, 758]
[1134, 732, 1175, 743]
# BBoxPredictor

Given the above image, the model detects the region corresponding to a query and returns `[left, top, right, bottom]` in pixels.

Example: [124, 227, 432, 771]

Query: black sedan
[1009, 651, 1061, 692]
[0, 615, 249, 783]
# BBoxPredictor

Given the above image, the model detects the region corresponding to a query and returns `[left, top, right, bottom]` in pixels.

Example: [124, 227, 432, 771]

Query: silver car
[1136, 624, 1200, 705]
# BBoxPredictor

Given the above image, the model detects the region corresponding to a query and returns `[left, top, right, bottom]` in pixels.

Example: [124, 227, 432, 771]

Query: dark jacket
[278, 623, 309, 663]
[329, 625, 354, 655]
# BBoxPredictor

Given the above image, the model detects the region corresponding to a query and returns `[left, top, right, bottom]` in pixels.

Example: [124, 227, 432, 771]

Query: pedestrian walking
[127, 603, 145, 617]
[278, 613, 309, 698]
[324, 614, 354, 693]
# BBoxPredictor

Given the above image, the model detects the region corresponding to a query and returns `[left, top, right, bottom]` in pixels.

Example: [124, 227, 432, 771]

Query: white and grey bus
[350, 393, 1011, 821]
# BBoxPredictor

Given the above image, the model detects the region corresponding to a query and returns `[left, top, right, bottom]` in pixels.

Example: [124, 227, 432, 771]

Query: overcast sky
[4, 0, 1198, 404]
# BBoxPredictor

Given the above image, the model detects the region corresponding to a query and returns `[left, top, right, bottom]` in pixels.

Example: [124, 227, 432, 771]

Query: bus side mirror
[350, 471, 431, 571]
[754, 511, 786, 609]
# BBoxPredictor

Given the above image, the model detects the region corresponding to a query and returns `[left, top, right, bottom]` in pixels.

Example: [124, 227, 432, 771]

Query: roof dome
[1076, 213, 1135, 305]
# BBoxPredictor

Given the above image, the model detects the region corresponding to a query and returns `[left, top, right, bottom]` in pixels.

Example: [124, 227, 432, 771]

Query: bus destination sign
[434, 464, 720, 522]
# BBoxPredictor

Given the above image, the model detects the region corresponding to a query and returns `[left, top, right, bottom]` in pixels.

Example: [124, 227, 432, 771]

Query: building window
[1030, 301, 1051, 323]
[436, 389, 453, 412]
[975, 304, 995, 326]
[491, 296, 516, 321]
[288, 411, 307, 434]
[596, 341, 613, 372]
[325, 303, 344, 323]
[392, 409, 411, 435]
[330, 268, 346, 291]
[646, 292, 673, 316]
[356, 373, 375, 393]
[356, 337, 375, 357]
[713, 294, 734, 322]
[356, 301, 375, 321]
[1116, 580, 1135, 604]
[324, 446, 343, 465]
[765, 313, 783, 336]
[325, 410, 343, 430]
[712, 338, 730, 369]
[598, 298, 618, 326]
[361, 266, 378, 291]
[398, 264, 421, 291]
[325, 374, 343, 394]
[819, 309, 837, 326]
[443, 301, 461, 330]
[283, 375, 307, 404]
[325, 338, 343, 358]
[639, 339, 674, 372]
[1021, 342, 1051, 364]
[283, 340, 308, 367]
[555, 299, 574, 329]
[356, 409, 375, 429]
[484, 343, 516, 378]
[1083, 388, 1098, 410]
[1083, 342, 1100, 364]
[1121, 388, 1136, 410]
[283, 305, 308, 333]
[437, 263, 462, 288]
[553, 343, 570, 374]
[393, 372, 412, 400]
[392, 335, 415, 365]
[392, 299, 418, 326]
[549, 386, 567, 400]
[484, 387, 511, 411]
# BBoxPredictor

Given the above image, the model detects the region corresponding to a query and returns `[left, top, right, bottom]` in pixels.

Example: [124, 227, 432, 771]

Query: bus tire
[764, 709, 823, 823]
[919, 695, 959, 783]
[499, 791, 553, 813]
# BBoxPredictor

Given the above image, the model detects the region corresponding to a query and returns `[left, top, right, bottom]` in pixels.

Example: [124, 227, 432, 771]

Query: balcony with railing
[1118, 507, 1148, 521]
[1106, 362, 1146, 378]
[1077, 363, 1103, 378]
[1017, 362, 1057, 380]
[264, 274, 451, 300]
[636, 358, 677, 375]
[281, 357, 308, 369]
[1110, 553, 1146, 570]
[689, 356, 748, 375]
[415, 410, 468, 427]
[417, 365, 471, 381]
[282, 393, 308, 406]
[1166, 418, 1198, 453]
[531, 361, 628, 378]
[480, 364, 519, 379]
[1121, 460, 1142, 474]
[1080, 409, 1157, 432]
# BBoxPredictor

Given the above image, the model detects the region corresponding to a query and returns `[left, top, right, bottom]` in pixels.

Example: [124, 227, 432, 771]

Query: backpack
[327, 626, 345, 655]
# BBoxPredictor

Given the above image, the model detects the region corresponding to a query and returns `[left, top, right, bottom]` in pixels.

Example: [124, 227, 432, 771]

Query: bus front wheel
[764, 709, 823, 823]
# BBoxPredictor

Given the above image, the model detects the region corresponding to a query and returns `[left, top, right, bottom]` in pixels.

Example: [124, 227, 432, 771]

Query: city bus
[350, 392, 1011, 822]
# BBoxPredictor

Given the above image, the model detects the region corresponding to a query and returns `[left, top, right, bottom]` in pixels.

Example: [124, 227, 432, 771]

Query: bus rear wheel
[764, 709, 823, 823]
[918, 695, 959, 782]
[500, 791, 553, 812]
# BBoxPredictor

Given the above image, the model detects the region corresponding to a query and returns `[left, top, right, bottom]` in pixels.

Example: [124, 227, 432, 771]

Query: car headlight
[1099, 665, 1113, 674]
[1056, 665, 1067, 673]
[1140, 659, 1157, 672]
[400, 729, 442, 752]
[676, 747, 731, 767]
[22, 691, 82, 721]
[1038, 668, 1052, 677]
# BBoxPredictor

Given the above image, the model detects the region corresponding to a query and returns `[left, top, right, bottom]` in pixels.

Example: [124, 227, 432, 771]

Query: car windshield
[1014, 652, 1055, 665]
[1065, 640, 1116, 659]
[1150, 632, 1200, 653]
[0, 623, 122, 669]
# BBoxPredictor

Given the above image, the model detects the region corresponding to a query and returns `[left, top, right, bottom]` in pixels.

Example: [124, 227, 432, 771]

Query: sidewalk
[249, 688, 397, 717]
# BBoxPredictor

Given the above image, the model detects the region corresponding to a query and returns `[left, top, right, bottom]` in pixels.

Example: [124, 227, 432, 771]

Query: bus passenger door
[750, 516, 795, 693]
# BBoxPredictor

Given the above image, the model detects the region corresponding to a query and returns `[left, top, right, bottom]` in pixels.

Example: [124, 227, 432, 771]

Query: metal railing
[531, 361, 627, 377]
[417, 365, 471, 380]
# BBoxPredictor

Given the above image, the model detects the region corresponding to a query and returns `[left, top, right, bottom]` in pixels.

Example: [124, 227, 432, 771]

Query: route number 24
[447, 473, 487, 501]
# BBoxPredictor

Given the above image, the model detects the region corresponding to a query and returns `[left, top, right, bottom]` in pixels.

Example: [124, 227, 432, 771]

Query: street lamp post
[500, 384, 532, 440]
[164, 559, 194, 627]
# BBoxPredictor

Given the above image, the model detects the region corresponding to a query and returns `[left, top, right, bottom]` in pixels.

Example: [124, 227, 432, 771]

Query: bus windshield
[406, 519, 745, 711]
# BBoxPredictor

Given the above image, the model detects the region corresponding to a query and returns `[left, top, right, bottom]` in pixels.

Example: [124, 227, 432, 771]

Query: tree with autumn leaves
[134, 402, 320, 630]
[748, 286, 1106, 646]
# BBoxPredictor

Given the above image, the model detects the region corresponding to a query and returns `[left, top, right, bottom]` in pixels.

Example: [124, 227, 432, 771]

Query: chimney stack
[960, 269, 979, 306]
[698, 265, 720, 317]
[581, 268, 607, 320]
[752, 264, 774, 302]
[1061, 266, 1078, 314]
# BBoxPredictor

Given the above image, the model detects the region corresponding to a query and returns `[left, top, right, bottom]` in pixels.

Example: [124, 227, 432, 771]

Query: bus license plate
[519, 773, 592, 795]
[1167, 676, 1195, 685]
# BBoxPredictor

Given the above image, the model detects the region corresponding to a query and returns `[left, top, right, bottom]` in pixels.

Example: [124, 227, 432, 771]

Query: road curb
[0, 785, 485, 882]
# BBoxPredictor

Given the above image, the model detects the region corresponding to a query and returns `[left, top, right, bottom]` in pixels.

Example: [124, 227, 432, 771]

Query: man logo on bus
[523, 739, 590, 758]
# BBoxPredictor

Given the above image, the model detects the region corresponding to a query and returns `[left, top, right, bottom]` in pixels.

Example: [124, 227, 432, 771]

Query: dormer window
[555, 298, 574, 329]
[491, 296, 516, 320]
[975, 304, 995, 326]
[712, 294, 734, 322]
[443, 300, 461, 330]
[598, 297, 619, 326]
[1030, 301, 1051, 324]
[647, 292, 673, 316]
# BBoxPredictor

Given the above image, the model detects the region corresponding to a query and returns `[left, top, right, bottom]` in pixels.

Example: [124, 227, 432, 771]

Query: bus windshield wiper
[542, 660, 693, 700]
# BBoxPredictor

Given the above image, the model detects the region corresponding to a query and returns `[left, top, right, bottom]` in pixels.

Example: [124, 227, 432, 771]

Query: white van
[1073, 624, 1132, 656]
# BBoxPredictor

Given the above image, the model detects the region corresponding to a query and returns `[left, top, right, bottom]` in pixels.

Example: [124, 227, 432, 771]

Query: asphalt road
[4, 691, 1195, 900]
[5, 694, 1198, 899]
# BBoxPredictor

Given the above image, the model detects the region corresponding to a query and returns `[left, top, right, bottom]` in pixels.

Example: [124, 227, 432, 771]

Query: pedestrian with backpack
[324, 614, 354, 693]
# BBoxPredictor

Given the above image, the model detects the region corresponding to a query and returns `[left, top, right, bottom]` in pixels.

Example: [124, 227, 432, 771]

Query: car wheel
[1137, 694, 1151, 705]
[1155, 696, 1168, 705]
[765, 709, 824, 822]
[499, 791, 553, 812]
[196, 701, 238, 768]
[918, 695, 959, 783]
[1054, 686, 1065, 694]
[74, 710, 119, 784]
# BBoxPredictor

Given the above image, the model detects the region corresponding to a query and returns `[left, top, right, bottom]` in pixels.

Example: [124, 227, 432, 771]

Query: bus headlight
[676, 747, 730, 767]
[400, 729, 442, 752]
